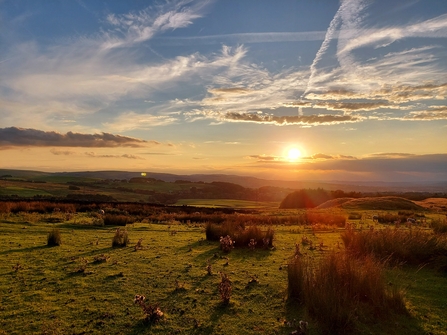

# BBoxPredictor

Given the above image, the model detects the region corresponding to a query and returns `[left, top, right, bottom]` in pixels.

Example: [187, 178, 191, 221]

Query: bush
[112, 228, 129, 248]
[47, 228, 62, 246]
[104, 214, 129, 226]
[288, 252, 406, 333]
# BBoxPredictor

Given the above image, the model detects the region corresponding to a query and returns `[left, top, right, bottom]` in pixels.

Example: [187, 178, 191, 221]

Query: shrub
[219, 272, 232, 305]
[47, 228, 62, 246]
[112, 228, 129, 248]
[103, 214, 129, 226]
[288, 252, 406, 333]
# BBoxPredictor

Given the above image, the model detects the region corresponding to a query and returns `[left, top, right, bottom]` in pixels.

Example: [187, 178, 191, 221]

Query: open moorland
[1, 197, 447, 335]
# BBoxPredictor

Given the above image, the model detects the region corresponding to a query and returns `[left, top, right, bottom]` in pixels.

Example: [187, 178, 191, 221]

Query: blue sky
[1, 0, 447, 182]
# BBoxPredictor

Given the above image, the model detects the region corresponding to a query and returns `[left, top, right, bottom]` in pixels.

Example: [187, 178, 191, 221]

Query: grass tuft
[47, 228, 62, 246]
[288, 251, 407, 334]
[103, 214, 129, 226]
[112, 228, 129, 248]
[431, 218, 447, 234]
[341, 226, 446, 266]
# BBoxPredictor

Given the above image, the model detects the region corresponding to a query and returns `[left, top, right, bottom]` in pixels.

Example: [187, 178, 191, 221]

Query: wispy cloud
[102, 0, 211, 50]
[301, 1, 447, 121]
[102, 112, 178, 132]
[85, 152, 144, 159]
[50, 148, 77, 156]
[154, 31, 326, 46]
[187, 111, 362, 126]
[0, 127, 148, 148]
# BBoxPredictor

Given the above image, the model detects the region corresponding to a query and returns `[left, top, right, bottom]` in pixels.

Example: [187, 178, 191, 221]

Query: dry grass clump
[341, 226, 444, 266]
[112, 228, 129, 248]
[431, 218, 447, 234]
[47, 228, 62, 246]
[103, 214, 129, 226]
[288, 252, 406, 334]
[206, 222, 274, 249]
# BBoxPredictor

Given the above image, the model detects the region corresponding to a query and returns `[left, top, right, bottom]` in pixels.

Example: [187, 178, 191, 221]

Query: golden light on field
[287, 147, 302, 161]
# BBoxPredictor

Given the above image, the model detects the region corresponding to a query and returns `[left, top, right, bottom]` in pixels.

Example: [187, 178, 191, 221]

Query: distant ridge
[317, 196, 424, 210]
[1, 169, 447, 192]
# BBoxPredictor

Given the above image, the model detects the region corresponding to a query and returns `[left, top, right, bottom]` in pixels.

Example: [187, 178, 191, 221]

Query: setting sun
[287, 148, 302, 161]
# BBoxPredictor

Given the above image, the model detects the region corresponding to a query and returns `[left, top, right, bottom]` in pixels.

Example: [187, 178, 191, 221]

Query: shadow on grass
[285, 298, 425, 335]
[0, 244, 49, 255]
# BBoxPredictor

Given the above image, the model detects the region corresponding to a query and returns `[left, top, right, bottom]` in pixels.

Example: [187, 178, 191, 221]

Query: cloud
[285, 100, 394, 113]
[102, 0, 210, 49]
[50, 149, 76, 156]
[249, 154, 447, 181]
[303, 153, 334, 160]
[218, 112, 362, 126]
[102, 111, 178, 132]
[302, 2, 447, 117]
[404, 106, 447, 121]
[248, 155, 280, 162]
[370, 153, 416, 158]
[155, 31, 327, 46]
[84, 152, 144, 159]
[0, 127, 148, 148]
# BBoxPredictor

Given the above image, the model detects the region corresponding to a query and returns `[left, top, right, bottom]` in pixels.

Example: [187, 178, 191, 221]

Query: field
[1, 205, 447, 335]
[174, 199, 279, 209]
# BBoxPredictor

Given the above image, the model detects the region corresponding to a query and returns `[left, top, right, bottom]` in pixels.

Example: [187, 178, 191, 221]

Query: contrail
[302, 0, 366, 99]
[301, 4, 343, 99]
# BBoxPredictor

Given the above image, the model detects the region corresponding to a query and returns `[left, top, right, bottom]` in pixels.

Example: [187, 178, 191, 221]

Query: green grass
[175, 198, 279, 209]
[0, 213, 446, 334]
[0, 186, 53, 197]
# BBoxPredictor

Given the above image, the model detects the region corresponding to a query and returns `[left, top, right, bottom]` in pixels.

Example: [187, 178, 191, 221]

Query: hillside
[317, 196, 425, 211]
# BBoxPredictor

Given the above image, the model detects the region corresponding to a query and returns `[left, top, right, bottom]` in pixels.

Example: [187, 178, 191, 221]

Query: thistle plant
[134, 238, 143, 251]
[248, 238, 257, 250]
[219, 235, 234, 253]
[134, 294, 164, 323]
[218, 272, 232, 305]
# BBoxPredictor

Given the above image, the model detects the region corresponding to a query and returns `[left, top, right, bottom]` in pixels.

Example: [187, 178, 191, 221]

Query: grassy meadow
[0, 204, 446, 335]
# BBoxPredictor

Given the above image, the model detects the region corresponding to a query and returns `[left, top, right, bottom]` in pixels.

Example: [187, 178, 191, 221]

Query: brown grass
[288, 252, 407, 334]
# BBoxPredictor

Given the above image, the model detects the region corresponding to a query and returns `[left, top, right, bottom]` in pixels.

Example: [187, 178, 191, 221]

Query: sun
[287, 147, 302, 161]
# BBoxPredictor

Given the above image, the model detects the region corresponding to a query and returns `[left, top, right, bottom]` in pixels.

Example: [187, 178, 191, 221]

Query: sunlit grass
[0, 211, 446, 334]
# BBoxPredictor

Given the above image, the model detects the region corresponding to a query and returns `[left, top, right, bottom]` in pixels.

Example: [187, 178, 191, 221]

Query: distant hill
[1, 169, 447, 193]
[317, 196, 424, 211]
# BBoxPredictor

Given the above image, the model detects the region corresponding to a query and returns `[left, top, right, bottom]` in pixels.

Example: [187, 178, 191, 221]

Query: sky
[1, 0, 447, 182]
